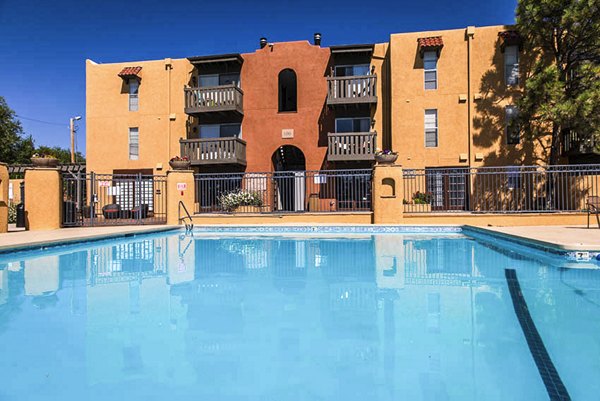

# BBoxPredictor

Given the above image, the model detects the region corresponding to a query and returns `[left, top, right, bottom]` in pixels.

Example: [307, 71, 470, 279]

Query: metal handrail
[178, 201, 194, 232]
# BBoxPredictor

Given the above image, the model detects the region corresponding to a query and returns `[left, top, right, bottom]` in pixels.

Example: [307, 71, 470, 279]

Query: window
[423, 51, 438, 90]
[504, 45, 519, 86]
[128, 128, 139, 160]
[334, 64, 370, 77]
[128, 78, 139, 111]
[425, 109, 438, 147]
[335, 117, 371, 133]
[199, 73, 240, 87]
[278, 69, 297, 112]
[199, 123, 241, 139]
[505, 106, 520, 144]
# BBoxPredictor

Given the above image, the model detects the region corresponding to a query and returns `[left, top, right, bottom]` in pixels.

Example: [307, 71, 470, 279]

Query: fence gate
[62, 173, 167, 227]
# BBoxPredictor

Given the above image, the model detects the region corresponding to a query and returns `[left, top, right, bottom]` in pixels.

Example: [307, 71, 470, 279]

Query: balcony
[184, 84, 244, 115]
[180, 137, 247, 166]
[326, 75, 377, 106]
[563, 132, 599, 156]
[327, 132, 376, 162]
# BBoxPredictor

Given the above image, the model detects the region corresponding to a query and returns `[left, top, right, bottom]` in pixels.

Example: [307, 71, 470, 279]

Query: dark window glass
[278, 69, 297, 112]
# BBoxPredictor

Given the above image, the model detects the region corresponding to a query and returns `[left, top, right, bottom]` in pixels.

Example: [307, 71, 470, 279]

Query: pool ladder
[178, 201, 194, 233]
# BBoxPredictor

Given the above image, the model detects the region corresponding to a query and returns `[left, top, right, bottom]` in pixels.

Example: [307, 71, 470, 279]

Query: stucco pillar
[0, 163, 8, 233]
[373, 164, 404, 224]
[166, 170, 195, 226]
[24, 168, 62, 231]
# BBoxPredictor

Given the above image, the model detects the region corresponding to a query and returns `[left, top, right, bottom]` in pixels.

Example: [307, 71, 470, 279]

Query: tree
[0, 96, 35, 164]
[36, 146, 85, 164]
[516, 0, 600, 165]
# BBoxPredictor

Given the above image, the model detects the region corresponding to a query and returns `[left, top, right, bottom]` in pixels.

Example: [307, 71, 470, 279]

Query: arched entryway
[271, 145, 306, 212]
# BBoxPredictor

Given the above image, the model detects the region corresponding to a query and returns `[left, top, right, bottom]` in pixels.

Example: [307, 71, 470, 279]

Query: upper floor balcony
[180, 137, 247, 166]
[563, 132, 599, 156]
[327, 132, 377, 162]
[184, 84, 244, 116]
[326, 75, 377, 106]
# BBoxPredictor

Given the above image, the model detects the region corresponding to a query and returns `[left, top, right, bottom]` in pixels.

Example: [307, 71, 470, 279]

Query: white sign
[98, 181, 111, 188]
[282, 129, 294, 139]
[177, 183, 187, 191]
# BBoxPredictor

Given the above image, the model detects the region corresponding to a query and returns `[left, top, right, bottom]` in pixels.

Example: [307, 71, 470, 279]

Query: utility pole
[70, 116, 81, 163]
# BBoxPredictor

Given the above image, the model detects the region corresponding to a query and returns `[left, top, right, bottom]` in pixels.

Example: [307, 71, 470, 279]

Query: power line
[16, 115, 68, 127]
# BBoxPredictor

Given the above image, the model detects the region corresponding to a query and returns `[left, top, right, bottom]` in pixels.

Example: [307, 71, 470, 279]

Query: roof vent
[260, 37, 268, 49]
[314, 33, 322, 46]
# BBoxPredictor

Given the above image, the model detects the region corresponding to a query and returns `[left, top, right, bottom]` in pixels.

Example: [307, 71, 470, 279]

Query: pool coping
[0, 225, 180, 254]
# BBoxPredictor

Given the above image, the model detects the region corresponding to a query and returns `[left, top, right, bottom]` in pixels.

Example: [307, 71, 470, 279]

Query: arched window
[278, 69, 297, 112]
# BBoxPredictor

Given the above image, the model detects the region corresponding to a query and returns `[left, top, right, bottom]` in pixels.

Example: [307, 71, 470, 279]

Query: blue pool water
[0, 229, 598, 400]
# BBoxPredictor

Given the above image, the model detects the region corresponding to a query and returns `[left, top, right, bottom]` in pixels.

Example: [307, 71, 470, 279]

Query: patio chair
[102, 204, 121, 219]
[587, 196, 600, 229]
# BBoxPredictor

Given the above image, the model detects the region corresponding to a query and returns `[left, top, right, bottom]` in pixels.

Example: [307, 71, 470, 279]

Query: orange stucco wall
[390, 25, 549, 170]
[240, 41, 331, 171]
[86, 57, 193, 175]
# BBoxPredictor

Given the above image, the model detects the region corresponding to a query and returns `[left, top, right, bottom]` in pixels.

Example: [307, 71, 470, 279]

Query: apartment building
[87, 24, 600, 180]
[86, 35, 386, 176]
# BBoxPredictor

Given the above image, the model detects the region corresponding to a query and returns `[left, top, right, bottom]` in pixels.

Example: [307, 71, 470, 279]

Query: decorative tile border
[193, 225, 464, 234]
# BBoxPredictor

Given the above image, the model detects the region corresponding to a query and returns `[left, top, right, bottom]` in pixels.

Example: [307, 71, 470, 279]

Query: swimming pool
[0, 227, 597, 400]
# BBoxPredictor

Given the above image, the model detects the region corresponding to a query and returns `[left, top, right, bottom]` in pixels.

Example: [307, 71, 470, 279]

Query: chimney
[260, 37, 268, 49]
[314, 33, 322, 46]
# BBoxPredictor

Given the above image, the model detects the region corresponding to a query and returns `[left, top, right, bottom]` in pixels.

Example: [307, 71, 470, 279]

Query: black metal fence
[62, 173, 167, 226]
[403, 164, 600, 213]
[194, 169, 372, 214]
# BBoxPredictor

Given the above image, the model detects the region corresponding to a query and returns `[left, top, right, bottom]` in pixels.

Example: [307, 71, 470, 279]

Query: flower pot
[31, 157, 59, 168]
[403, 203, 432, 213]
[233, 205, 264, 214]
[375, 153, 398, 164]
[169, 160, 191, 170]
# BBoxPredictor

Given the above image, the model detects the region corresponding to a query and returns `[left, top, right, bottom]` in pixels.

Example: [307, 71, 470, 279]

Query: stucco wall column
[373, 164, 404, 224]
[24, 168, 62, 231]
[166, 170, 195, 225]
[0, 163, 9, 233]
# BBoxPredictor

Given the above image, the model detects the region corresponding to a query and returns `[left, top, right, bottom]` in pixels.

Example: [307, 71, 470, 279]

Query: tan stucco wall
[389, 25, 548, 169]
[24, 168, 62, 231]
[0, 163, 8, 233]
[86, 57, 193, 175]
[403, 213, 589, 226]
[166, 170, 195, 225]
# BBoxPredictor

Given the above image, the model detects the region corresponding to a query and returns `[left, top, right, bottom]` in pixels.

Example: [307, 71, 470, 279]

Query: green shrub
[8, 202, 17, 224]
[218, 190, 263, 212]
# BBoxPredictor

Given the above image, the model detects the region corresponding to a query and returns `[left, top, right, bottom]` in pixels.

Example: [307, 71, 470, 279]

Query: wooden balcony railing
[326, 75, 377, 105]
[184, 84, 244, 115]
[180, 137, 247, 166]
[327, 132, 377, 162]
[563, 132, 599, 156]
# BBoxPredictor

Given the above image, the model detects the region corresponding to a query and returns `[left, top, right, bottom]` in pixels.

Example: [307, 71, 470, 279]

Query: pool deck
[471, 225, 600, 252]
[0, 225, 179, 253]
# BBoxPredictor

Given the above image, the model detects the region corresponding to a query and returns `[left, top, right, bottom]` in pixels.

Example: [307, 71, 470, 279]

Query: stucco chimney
[314, 33, 322, 46]
[260, 37, 268, 49]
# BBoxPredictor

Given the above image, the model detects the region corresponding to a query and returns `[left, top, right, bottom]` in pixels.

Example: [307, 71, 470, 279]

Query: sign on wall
[282, 129, 294, 139]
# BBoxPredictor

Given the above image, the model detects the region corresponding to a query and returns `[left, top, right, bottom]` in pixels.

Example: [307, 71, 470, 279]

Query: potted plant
[375, 149, 398, 164]
[404, 191, 433, 212]
[31, 153, 59, 168]
[218, 190, 264, 213]
[169, 156, 191, 170]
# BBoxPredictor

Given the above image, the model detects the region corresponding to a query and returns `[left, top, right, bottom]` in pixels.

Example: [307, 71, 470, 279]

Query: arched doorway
[271, 145, 306, 212]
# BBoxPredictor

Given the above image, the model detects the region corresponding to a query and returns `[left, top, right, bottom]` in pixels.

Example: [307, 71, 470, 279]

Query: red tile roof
[118, 66, 142, 78]
[417, 36, 444, 48]
[498, 30, 521, 41]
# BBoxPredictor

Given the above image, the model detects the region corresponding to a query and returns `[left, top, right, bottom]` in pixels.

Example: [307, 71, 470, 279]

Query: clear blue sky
[0, 0, 517, 154]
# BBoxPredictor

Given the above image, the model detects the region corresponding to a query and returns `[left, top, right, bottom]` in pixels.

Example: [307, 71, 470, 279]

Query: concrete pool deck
[470, 225, 600, 252]
[0, 225, 179, 253]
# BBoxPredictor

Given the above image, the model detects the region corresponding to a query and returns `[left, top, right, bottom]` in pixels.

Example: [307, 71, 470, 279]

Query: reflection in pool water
[0, 231, 598, 400]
